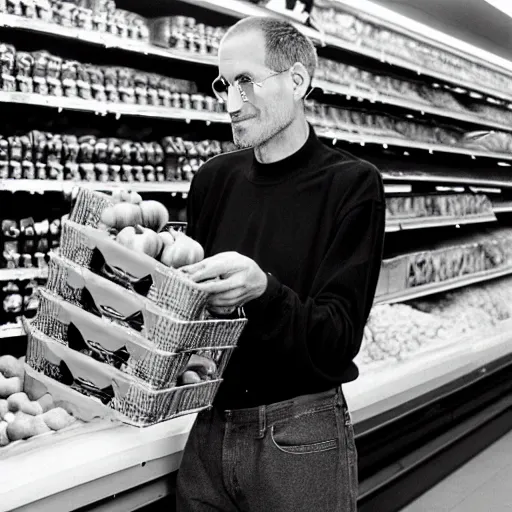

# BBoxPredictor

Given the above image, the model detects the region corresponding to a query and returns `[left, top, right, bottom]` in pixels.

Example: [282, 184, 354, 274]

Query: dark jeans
[176, 387, 358, 511]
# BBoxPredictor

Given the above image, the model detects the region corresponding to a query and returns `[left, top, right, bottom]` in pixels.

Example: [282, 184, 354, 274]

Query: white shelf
[385, 212, 497, 232]
[313, 79, 512, 134]
[0, 91, 229, 123]
[0, 179, 192, 194]
[492, 203, 512, 214]
[376, 265, 512, 304]
[0, 267, 48, 281]
[0, 322, 24, 339]
[315, 127, 512, 161]
[346, 319, 512, 424]
[0, 415, 195, 512]
[381, 170, 512, 190]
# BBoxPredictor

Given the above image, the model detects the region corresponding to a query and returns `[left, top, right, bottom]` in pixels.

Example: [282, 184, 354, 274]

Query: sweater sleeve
[243, 188, 385, 383]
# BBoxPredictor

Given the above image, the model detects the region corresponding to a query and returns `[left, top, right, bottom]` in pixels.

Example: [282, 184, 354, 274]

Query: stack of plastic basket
[23, 188, 247, 427]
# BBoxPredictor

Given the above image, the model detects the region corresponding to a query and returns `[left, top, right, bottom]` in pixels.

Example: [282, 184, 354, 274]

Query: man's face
[218, 30, 296, 149]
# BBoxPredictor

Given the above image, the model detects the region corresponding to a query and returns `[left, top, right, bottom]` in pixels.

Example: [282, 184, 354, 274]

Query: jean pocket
[270, 404, 339, 455]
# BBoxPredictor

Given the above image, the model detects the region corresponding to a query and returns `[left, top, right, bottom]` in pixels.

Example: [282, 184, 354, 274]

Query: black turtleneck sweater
[187, 127, 385, 409]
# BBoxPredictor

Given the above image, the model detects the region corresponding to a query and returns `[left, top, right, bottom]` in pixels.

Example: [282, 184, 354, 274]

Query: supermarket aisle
[400, 428, 512, 511]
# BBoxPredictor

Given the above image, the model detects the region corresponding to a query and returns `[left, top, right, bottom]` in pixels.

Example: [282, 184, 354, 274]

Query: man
[177, 15, 385, 512]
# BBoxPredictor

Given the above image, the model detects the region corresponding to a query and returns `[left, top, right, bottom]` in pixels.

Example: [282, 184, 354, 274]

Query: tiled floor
[400, 429, 512, 511]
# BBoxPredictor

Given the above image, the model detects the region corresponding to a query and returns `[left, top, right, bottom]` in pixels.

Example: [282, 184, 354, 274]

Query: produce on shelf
[0, 355, 79, 447]
[151, 16, 228, 55]
[315, 59, 512, 125]
[360, 275, 512, 366]
[0, 131, 231, 182]
[306, 100, 512, 154]
[386, 194, 494, 221]
[311, 0, 511, 94]
[0, 0, 150, 41]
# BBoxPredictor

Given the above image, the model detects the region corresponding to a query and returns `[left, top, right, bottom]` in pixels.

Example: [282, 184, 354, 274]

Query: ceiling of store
[368, 0, 512, 63]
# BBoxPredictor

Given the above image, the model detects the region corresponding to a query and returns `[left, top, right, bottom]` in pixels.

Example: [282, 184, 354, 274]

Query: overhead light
[484, 0, 512, 17]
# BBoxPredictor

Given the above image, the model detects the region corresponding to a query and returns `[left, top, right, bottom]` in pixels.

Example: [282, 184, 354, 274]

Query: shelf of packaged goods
[345, 318, 512, 424]
[0, 322, 24, 339]
[381, 170, 512, 190]
[375, 265, 512, 305]
[0, 414, 195, 512]
[385, 212, 498, 232]
[0, 267, 48, 281]
[316, 24, 512, 106]
[315, 127, 512, 162]
[330, 0, 512, 85]
[0, 14, 219, 66]
[0, 91, 230, 123]
[177, 0, 512, 105]
[0, 179, 192, 194]
[313, 79, 512, 134]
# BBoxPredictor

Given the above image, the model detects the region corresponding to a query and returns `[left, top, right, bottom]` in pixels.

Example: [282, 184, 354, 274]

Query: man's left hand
[181, 252, 268, 310]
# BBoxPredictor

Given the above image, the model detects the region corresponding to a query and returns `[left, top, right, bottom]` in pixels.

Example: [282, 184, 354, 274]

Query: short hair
[224, 16, 318, 83]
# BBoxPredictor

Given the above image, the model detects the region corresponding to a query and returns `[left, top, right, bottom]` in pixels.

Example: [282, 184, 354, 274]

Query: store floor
[400, 428, 512, 511]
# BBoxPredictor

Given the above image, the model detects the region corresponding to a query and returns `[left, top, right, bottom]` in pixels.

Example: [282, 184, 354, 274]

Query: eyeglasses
[212, 69, 289, 104]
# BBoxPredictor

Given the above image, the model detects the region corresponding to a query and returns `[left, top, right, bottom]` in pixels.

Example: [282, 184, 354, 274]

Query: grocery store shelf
[177, 0, 512, 104]
[0, 14, 218, 66]
[376, 265, 512, 304]
[0, 322, 24, 339]
[0, 91, 229, 123]
[0, 267, 48, 281]
[0, 179, 192, 194]
[492, 202, 512, 214]
[346, 318, 512, 424]
[385, 211, 497, 232]
[316, 128, 512, 161]
[313, 79, 512, 134]
[0, 414, 195, 512]
[381, 170, 512, 190]
[333, 0, 512, 80]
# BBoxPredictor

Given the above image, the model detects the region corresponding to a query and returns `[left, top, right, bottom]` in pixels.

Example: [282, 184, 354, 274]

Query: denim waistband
[219, 386, 344, 436]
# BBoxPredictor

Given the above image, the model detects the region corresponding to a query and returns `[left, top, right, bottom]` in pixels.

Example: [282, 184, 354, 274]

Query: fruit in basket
[42, 407, 76, 431]
[117, 225, 164, 259]
[180, 371, 202, 385]
[101, 202, 144, 230]
[7, 412, 51, 441]
[0, 376, 23, 398]
[159, 229, 204, 268]
[7, 393, 44, 416]
[0, 354, 25, 380]
[179, 354, 217, 385]
[139, 200, 170, 232]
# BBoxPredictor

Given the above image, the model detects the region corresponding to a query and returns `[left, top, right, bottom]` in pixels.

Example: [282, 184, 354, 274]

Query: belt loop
[257, 405, 266, 439]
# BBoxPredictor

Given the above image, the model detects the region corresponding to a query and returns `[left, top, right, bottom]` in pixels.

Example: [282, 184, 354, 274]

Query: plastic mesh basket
[69, 188, 113, 228]
[59, 220, 96, 269]
[31, 291, 193, 389]
[152, 265, 209, 321]
[25, 322, 223, 427]
[143, 302, 247, 352]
